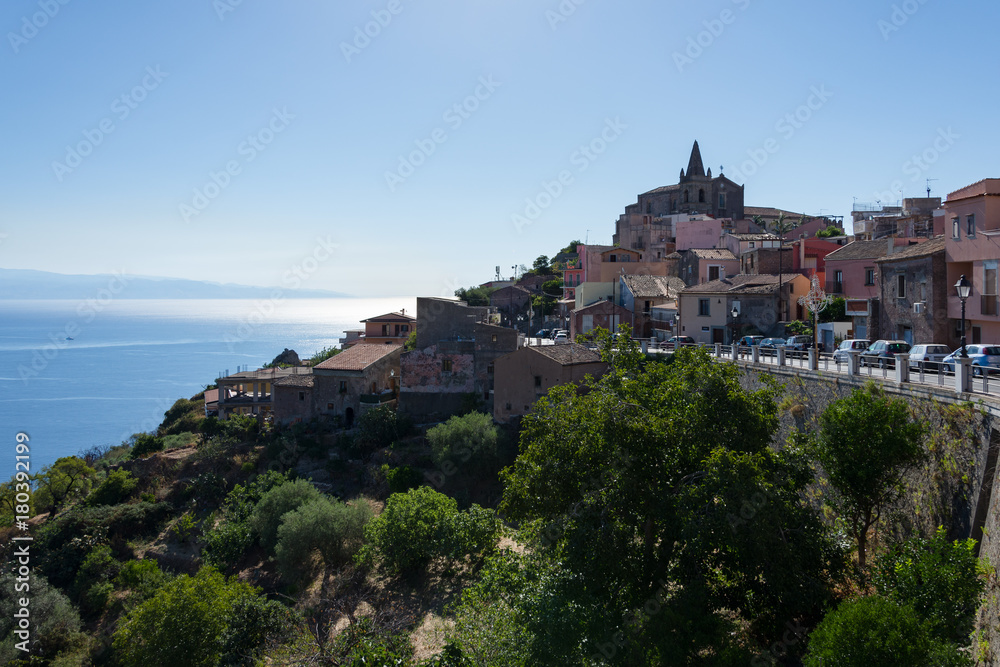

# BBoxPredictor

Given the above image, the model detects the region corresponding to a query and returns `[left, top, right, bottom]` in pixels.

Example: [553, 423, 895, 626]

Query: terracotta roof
[744, 206, 808, 219]
[665, 251, 683, 259]
[601, 247, 641, 257]
[688, 248, 737, 260]
[682, 273, 800, 295]
[876, 235, 946, 262]
[204, 389, 219, 405]
[622, 274, 682, 298]
[314, 343, 401, 371]
[530, 343, 603, 365]
[274, 374, 316, 388]
[361, 312, 415, 323]
[729, 233, 779, 241]
[824, 239, 890, 262]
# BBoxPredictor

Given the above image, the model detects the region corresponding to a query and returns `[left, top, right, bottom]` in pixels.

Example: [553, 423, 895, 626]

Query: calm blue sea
[0, 298, 416, 477]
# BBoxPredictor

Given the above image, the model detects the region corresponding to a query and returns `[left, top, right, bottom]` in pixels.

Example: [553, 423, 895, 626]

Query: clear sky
[1, 0, 997, 297]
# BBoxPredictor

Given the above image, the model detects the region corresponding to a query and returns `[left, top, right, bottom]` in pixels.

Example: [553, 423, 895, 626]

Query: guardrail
[674, 344, 1000, 399]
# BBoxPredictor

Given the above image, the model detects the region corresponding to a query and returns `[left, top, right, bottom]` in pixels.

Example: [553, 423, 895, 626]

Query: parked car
[737, 335, 763, 347]
[860, 340, 911, 368]
[941, 344, 1000, 375]
[534, 329, 552, 339]
[832, 339, 870, 364]
[758, 337, 786, 356]
[784, 335, 815, 351]
[908, 343, 951, 371]
[663, 335, 695, 350]
[553, 331, 569, 344]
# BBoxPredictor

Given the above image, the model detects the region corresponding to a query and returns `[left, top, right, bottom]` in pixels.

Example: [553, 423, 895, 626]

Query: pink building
[944, 179, 1000, 343]
[675, 217, 723, 251]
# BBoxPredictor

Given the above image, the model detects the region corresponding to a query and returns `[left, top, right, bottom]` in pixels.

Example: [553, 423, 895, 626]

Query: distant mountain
[0, 268, 352, 299]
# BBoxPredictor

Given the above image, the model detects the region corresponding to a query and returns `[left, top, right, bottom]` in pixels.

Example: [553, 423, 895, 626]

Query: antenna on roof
[926, 178, 938, 198]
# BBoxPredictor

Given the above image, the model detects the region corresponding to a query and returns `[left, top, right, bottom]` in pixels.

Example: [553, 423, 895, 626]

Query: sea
[0, 297, 417, 478]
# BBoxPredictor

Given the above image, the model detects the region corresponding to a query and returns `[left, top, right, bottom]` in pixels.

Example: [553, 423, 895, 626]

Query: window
[646, 202, 652, 214]
[644, 300, 651, 313]
[298, 391, 305, 401]
[609, 254, 617, 263]
[442, 359, 452, 372]
[719, 193, 726, 208]
[487, 363, 494, 374]
[339, 380, 347, 393]
[967, 214, 976, 237]
[491, 334, 497, 343]
[698, 299, 710, 316]
[749, 241, 756, 249]
[534, 375, 542, 388]
[953, 217, 960, 238]
[834, 270, 843, 293]
[896, 274, 906, 299]
[698, 189, 705, 203]
[708, 265, 720, 281]
[865, 268, 875, 286]
[683, 190, 689, 203]
[381, 324, 388, 336]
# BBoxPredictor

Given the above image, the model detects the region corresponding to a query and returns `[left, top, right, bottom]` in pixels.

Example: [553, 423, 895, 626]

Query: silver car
[832, 339, 870, 364]
[908, 343, 951, 371]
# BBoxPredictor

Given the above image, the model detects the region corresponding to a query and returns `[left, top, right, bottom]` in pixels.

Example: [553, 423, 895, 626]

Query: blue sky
[1, 0, 997, 297]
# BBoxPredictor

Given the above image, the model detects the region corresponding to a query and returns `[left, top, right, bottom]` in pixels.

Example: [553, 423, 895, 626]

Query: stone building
[493, 343, 607, 424]
[399, 297, 519, 422]
[677, 248, 740, 287]
[569, 299, 634, 339]
[874, 235, 951, 346]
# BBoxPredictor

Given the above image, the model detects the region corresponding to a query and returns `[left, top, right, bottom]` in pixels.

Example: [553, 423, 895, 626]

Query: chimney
[886, 236, 894, 256]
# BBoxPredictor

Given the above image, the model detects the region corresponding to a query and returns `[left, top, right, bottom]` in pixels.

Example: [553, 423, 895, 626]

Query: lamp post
[799, 275, 832, 352]
[731, 305, 739, 344]
[956, 274, 971, 357]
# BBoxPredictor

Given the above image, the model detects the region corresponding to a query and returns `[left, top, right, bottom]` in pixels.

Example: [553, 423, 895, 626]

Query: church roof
[685, 140, 706, 178]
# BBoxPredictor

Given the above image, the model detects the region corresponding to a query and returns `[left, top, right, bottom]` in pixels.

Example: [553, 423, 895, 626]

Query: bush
[159, 397, 203, 436]
[874, 527, 984, 644]
[249, 479, 323, 553]
[130, 433, 165, 459]
[115, 559, 170, 604]
[356, 405, 412, 454]
[112, 567, 290, 667]
[0, 573, 86, 664]
[803, 596, 967, 667]
[329, 617, 413, 666]
[383, 464, 423, 494]
[427, 412, 499, 478]
[73, 545, 121, 615]
[202, 472, 291, 570]
[85, 469, 138, 506]
[362, 487, 500, 574]
[274, 497, 373, 581]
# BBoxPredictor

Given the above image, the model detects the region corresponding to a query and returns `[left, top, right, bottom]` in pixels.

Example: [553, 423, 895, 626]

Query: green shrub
[0, 573, 86, 664]
[249, 479, 323, 553]
[172, 512, 198, 543]
[803, 596, 966, 667]
[159, 397, 203, 436]
[85, 469, 138, 506]
[274, 497, 373, 581]
[874, 527, 985, 644]
[115, 560, 170, 604]
[203, 520, 255, 571]
[361, 487, 500, 574]
[112, 566, 290, 667]
[328, 617, 413, 666]
[130, 433, 165, 459]
[427, 412, 499, 479]
[383, 464, 423, 494]
[162, 431, 198, 450]
[356, 405, 412, 456]
[73, 545, 121, 615]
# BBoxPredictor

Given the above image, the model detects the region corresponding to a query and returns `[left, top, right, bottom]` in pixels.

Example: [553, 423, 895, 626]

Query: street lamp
[956, 274, 971, 358]
[731, 306, 739, 344]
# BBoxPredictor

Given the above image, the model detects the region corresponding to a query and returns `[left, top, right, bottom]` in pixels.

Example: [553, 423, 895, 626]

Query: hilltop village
[211, 141, 998, 428]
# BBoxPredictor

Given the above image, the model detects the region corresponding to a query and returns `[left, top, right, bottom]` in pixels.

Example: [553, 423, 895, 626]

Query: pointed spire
[686, 140, 706, 178]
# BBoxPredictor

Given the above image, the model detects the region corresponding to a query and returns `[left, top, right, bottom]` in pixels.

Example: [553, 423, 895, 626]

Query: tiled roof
[744, 206, 808, 219]
[204, 389, 219, 405]
[622, 274, 683, 298]
[688, 248, 737, 260]
[824, 239, 890, 262]
[274, 374, 316, 388]
[876, 236, 945, 262]
[682, 273, 799, 295]
[530, 343, 602, 365]
[361, 312, 415, 323]
[314, 343, 401, 371]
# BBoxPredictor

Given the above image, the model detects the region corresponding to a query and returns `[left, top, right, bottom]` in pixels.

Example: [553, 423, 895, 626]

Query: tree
[85, 469, 138, 506]
[532, 255, 551, 274]
[874, 527, 984, 644]
[813, 383, 926, 571]
[560, 239, 581, 255]
[427, 412, 499, 479]
[0, 573, 86, 664]
[112, 566, 290, 667]
[274, 497, 372, 581]
[819, 296, 847, 322]
[454, 286, 495, 307]
[250, 479, 324, 553]
[803, 596, 967, 667]
[34, 456, 97, 513]
[500, 347, 839, 659]
[816, 224, 843, 238]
